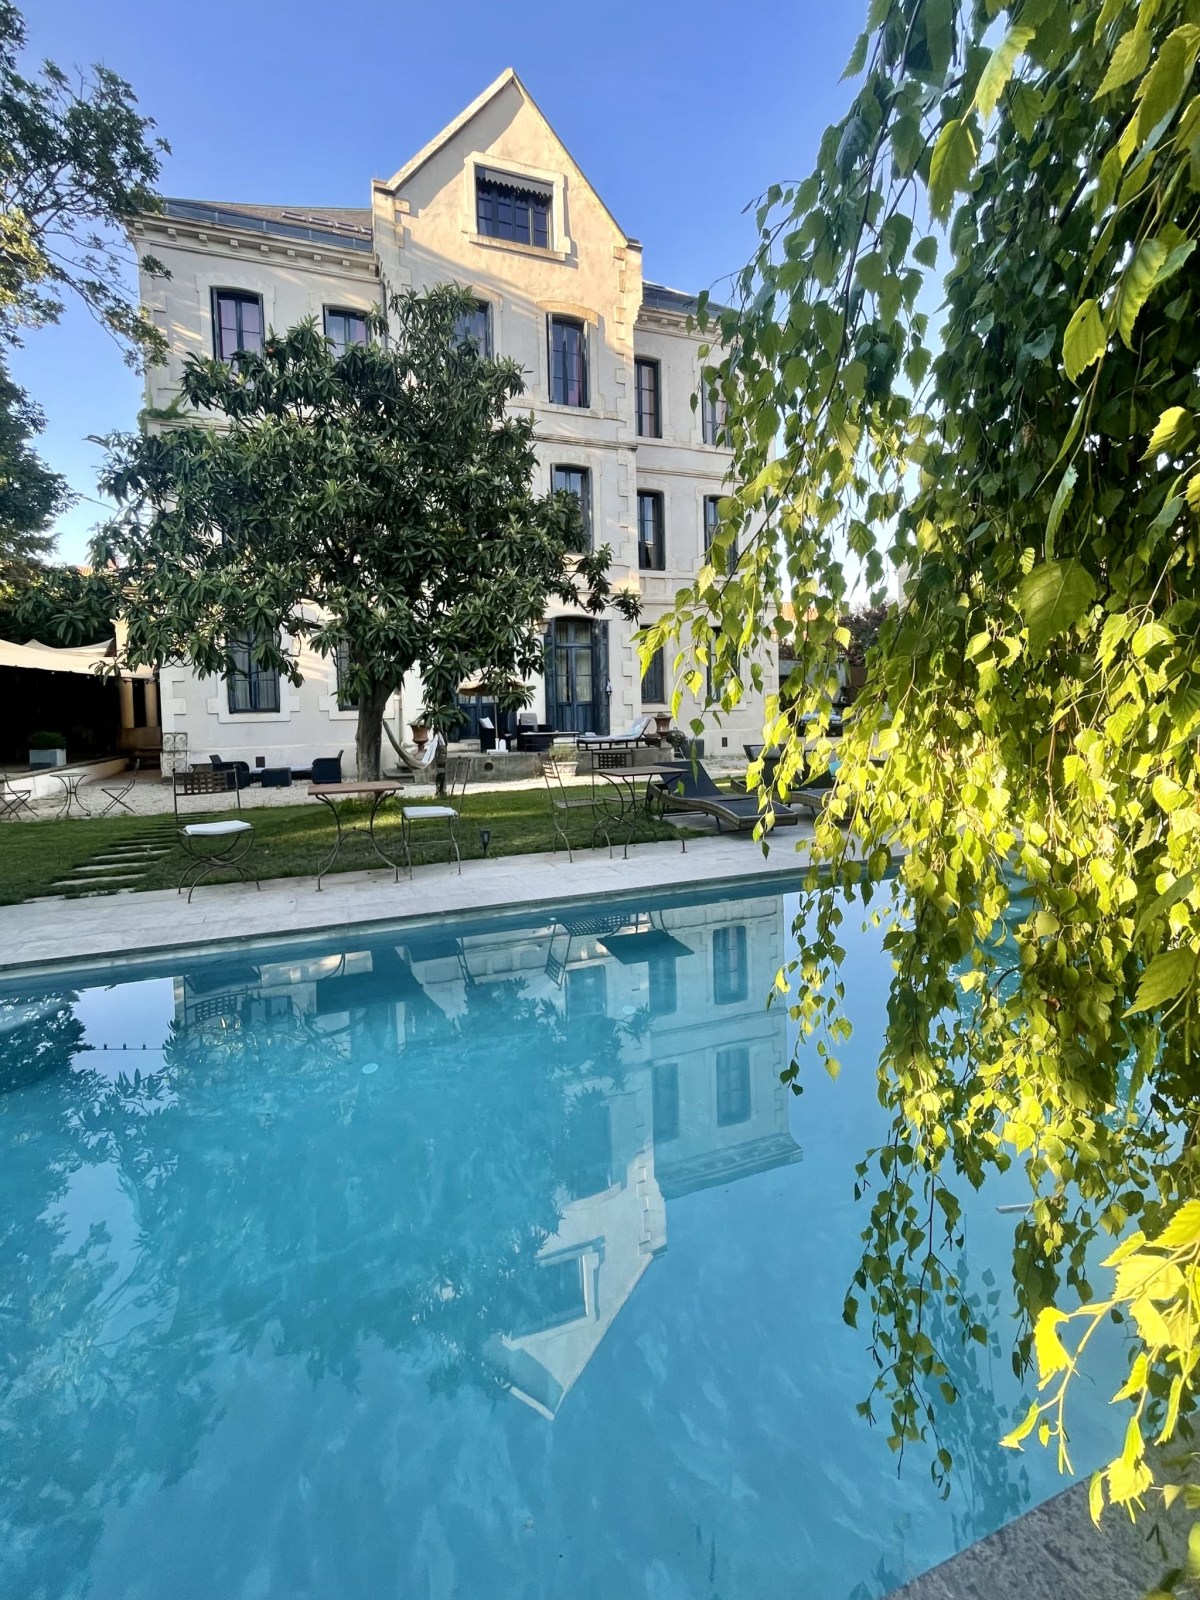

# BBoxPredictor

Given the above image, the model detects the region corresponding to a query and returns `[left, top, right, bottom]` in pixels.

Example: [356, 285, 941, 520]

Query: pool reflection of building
[172, 892, 799, 1418]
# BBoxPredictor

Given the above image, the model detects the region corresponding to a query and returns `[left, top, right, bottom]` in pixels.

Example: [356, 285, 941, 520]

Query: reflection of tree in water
[0, 962, 630, 1599]
[0, 991, 89, 1094]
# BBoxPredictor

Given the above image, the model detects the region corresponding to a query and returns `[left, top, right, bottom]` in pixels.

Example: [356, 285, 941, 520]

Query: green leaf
[1018, 559, 1097, 656]
[975, 25, 1036, 122]
[1143, 405, 1194, 458]
[1045, 464, 1077, 554]
[1135, 871, 1198, 936]
[1063, 299, 1106, 381]
[1134, 26, 1200, 147]
[1115, 237, 1170, 347]
[929, 119, 978, 221]
[1094, 25, 1151, 100]
[1127, 948, 1196, 1016]
[913, 235, 939, 268]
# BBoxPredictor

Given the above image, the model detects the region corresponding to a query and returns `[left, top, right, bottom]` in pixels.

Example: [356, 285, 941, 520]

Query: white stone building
[131, 69, 770, 774]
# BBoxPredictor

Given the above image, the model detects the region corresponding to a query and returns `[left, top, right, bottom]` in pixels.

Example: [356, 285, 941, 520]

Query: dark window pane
[637, 491, 664, 571]
[550, 317, 587, 407]
[476, 175, 552, 248]
[565, 1091, 612, 1199]
[334, 640, 356, 711]
[636, 359, 660, 437]
[703, 388, 728, 446]
[653, 1062, 680, 1144]
[713, 924, 748, 1005]
[214, 291, 264, 360]
[716, 1047, 751, 1126]
[325, 308, 368, 358]
[648, 946, 676, 1013]
[552, 465, 591, 550]
[455, 301, 492, 357]
[641, 645, 666, 704]
[227, 629, 280, 714]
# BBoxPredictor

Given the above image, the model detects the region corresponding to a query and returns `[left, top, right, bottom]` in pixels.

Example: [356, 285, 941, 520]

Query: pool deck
[886, 1470, 1194, 1600]
[0, 831, 811, 984]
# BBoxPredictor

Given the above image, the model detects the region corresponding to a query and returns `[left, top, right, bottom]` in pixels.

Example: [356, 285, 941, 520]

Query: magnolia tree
[98, 285, 638, 778]
[650, 0, 1200, 1567]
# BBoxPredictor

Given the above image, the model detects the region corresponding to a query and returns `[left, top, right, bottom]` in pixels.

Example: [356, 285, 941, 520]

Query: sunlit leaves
[660, 1, 1200, 1559]
[974, 25, 1037, 123]
[1062, 298, 1106, 380]
[1017, 559, 1097, 656]
[929, 118, 977, 218]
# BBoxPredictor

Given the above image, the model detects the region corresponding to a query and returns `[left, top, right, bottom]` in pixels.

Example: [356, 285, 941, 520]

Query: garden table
[593, 763, 692, 856]
[49, 770, 91, 819]
[308, 780, 408, 890]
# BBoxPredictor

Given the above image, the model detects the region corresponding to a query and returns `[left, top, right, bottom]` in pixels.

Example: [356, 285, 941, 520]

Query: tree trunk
[355, 681, 393, 780]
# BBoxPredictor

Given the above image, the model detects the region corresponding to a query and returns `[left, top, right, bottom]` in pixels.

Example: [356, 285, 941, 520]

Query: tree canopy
[651, 0, 1200, 1565]
[98, 284, 638, 778]
[0, 0, 167, 587]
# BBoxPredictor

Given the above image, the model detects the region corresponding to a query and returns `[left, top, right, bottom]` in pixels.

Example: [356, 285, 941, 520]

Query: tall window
[476, 171, 551, 249]
[324, 307, 368, 357]
[549, 316, 588, 407]
[715, 1047, 751, 1127]
[455, 300, 492, 356]
[653, 1062, 680, 1144]
[635, 358, 661, 437]
[334, 640, 357, 711]
[641, 646, 665, 704]
[704, 495, 738, 573]
[213, 291, 263, 360]
[227, 632, 280, 714]
[702, 387, 728, 446]
[713, 924, 748, 1005]
[648, 947, 677, 1014]
[552, 465, 592, 550]
[637, 491, 664, 571]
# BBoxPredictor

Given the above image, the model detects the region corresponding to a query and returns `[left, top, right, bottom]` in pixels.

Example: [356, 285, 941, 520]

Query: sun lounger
[650, 759, 800, 832]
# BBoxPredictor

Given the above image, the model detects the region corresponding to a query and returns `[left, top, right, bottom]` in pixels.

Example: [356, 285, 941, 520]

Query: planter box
[29, 748, 67, 768]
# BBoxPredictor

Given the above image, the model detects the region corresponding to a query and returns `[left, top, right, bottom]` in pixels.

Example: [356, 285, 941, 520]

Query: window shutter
[591, 621, 610, 734]
[542, 623, 557, 728]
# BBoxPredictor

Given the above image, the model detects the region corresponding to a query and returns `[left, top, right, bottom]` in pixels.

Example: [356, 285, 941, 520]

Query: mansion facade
[130, 69, 769, 772]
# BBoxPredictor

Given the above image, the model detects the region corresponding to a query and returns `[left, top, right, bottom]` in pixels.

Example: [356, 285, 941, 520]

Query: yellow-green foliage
[651, 1, 1200, 1581]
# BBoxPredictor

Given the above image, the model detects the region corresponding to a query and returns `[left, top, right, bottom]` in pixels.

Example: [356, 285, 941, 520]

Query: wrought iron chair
[0, 774, 36, 821]
[97, 757, 141, 817]
[541, 755, 607, 862]
[399, 756, 471, 876]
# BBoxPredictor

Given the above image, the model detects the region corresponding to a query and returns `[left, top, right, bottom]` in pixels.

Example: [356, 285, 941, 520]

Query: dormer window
[476, 168, 551, 249]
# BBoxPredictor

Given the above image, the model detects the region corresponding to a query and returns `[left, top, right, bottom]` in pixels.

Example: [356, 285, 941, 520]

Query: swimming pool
[0, 881, 1121, 1600]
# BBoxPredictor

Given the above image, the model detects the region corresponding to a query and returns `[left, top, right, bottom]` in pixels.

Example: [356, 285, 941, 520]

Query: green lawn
[0, 784, 697, 904]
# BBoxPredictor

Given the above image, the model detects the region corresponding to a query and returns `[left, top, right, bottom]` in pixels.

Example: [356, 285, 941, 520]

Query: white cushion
[183, 821, 252, 837]
[402, 805, 458, 819]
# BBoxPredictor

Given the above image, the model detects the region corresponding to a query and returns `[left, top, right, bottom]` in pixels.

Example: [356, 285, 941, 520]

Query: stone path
[36, 817, 179, 899]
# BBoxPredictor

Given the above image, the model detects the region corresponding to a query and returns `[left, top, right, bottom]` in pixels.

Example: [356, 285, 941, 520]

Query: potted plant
[653, 711, 672, 738]
[28, 731, 67, 769]
[410, 720, 430, 753]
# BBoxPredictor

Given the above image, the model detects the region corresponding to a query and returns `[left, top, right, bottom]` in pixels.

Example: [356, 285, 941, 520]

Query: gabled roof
[379, 67, 633, 245]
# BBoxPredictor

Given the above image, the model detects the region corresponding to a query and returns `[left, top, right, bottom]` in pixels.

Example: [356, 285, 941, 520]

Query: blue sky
[16, 0, 863, 565]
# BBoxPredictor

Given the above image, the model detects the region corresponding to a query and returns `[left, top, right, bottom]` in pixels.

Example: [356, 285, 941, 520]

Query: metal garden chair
[400, 756, 470, 875]
[97, 757, 141, 817]
[541, 755, 609, 862]
[0, 775, 36, 821]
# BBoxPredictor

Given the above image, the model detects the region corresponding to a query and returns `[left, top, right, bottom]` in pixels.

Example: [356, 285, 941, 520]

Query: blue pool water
[0, 882, 1123, 1600]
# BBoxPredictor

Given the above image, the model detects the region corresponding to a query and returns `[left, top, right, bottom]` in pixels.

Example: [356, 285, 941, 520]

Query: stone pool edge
[0, 833, 812, 987]
[885, 1468, 1193, 1600]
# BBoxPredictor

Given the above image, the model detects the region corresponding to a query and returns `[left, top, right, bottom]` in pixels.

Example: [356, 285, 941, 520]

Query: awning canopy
[0, 637, 154, 680]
